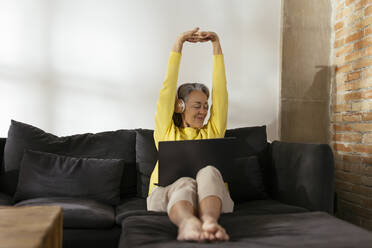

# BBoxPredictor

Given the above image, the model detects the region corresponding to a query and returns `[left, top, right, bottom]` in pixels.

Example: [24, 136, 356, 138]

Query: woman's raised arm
[203, 32, 228, 137]
[154, 27, 201, 143]
[197, 31, 223, 55]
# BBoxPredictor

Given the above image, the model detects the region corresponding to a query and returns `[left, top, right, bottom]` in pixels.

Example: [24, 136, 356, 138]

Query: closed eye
[193, 104, 209, 109]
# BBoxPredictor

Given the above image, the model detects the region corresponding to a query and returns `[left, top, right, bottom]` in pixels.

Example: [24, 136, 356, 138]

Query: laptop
[157, 137, 237, 187]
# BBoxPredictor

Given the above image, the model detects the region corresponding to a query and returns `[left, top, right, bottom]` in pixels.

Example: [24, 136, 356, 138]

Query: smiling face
[181, 90, 209, 129]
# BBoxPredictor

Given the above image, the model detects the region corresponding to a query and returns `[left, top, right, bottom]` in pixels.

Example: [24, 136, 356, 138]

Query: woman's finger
[186, 38, 198, 43]
[200, 36, 211, 41]
[181, 27, 199, 39]
[191, 27, 199, 34]
[185, 31, 199, 39]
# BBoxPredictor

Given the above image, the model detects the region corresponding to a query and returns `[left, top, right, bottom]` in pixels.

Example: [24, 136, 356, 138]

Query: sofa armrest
[268, 141, 334, 214]
[0, 138, 5, 174]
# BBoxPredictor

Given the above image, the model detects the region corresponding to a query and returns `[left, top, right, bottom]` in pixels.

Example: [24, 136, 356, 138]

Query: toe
[203, 222, 218, 233]
[208, 233, 215, 242]
[191, 232, 200, 241]
[225, 233, 230, 241]
[201, 231, 210, 241]
[177, 233, 184, 241]
[211, 233, 217, 241]
[215, 229, 224, 240]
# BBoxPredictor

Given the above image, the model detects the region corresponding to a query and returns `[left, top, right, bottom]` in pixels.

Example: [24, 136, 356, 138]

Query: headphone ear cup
[174, 99, 185, 113]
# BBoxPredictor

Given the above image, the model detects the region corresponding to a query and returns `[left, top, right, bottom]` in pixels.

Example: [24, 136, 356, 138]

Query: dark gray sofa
[1, 120, 371, 248]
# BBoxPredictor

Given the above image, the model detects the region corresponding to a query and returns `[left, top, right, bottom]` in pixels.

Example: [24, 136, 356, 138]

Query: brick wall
[332, 0, 372, 231]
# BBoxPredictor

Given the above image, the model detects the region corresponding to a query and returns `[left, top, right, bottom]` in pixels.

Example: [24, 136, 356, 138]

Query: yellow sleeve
[153, 51, 182, 143]
[205, 54, 228, 137]
[148, 161, 158, 196]
[149, 51, 181, 196]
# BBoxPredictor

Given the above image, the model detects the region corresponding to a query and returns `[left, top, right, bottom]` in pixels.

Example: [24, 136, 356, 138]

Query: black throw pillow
[14, 150, 124, 206]
[2, 119, 136, 198]
[225, 126, 267, 158]
[134, 129, 158, 198]
[225, 126, 271, 198]
[229, 156, 269, 203]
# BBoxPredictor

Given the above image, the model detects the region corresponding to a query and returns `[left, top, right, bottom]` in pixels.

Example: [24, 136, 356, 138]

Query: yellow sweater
[148, 51, 228, 196]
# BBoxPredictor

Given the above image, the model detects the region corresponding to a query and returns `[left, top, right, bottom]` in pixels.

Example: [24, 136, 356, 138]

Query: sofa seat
[233, 199, 309, 215]
[115, 197, 148, 224]
[15, 197, 115, 229]
[0, 192, 12, 205]
[115, 197, 309, 225]
[119, 211, 372, 248]
[63, 227, 122, 248]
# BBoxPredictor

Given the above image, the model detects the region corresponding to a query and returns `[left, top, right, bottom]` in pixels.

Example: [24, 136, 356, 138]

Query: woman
[147, 27, 233, 242]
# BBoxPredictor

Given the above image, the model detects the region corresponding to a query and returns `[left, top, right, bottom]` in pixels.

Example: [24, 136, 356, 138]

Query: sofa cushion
[225, 126, 267, 158]
[119, 211, 372, 248]
[115, 197, 147, 224]
[15, 197, 115, 229]
[225, 126, 271, 197]
[0, 138, 5, 172]
[0, 192, 12, 205]
[63, 227, 122, 248]
[233, 199, 309, 215]
[230, 156, 269, 203]
[14, 150, 124, 205]
[114, 198, 309, 226]
[2, 119, 136, 198]
[135, 129, 157, 198]
[0, 169, 19, 198]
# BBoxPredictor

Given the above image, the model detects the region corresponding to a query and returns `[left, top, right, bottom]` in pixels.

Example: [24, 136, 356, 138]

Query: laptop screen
[158, 137, 237, 187]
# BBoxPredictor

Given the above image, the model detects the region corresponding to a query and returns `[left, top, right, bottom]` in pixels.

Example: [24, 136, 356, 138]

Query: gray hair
[173, 83, 210, 127]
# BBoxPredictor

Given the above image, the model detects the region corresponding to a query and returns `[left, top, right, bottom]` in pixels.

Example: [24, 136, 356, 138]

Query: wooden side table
[0, 205, 63, 248]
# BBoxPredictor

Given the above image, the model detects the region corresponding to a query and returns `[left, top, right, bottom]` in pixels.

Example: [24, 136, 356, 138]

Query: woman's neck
[181, 119, 191, 128]
[181, 123, 201, 130]
[181, 119, 201, 130]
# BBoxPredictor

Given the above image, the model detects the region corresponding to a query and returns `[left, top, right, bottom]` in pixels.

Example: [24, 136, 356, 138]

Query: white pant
[146, 165, 234, 214]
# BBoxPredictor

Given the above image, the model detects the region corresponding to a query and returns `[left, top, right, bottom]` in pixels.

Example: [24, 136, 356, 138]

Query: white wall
[0, 0, 281, 141]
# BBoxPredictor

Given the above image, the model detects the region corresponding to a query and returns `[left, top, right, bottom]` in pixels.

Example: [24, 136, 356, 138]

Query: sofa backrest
[0, 121, 272, 200]
[0, 120, 137, 199]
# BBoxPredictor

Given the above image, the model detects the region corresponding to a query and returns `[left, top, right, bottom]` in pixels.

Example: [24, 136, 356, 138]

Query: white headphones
[174, 97, 185, 114]
[174, 86, 186, 114]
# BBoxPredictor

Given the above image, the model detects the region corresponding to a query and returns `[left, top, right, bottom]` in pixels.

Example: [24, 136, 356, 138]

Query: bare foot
[201, 220, 229, 241]
[177, 217, 205, 242]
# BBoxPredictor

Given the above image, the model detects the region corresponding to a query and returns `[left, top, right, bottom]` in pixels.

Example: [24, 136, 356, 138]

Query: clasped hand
[179, 27, 219, 44]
